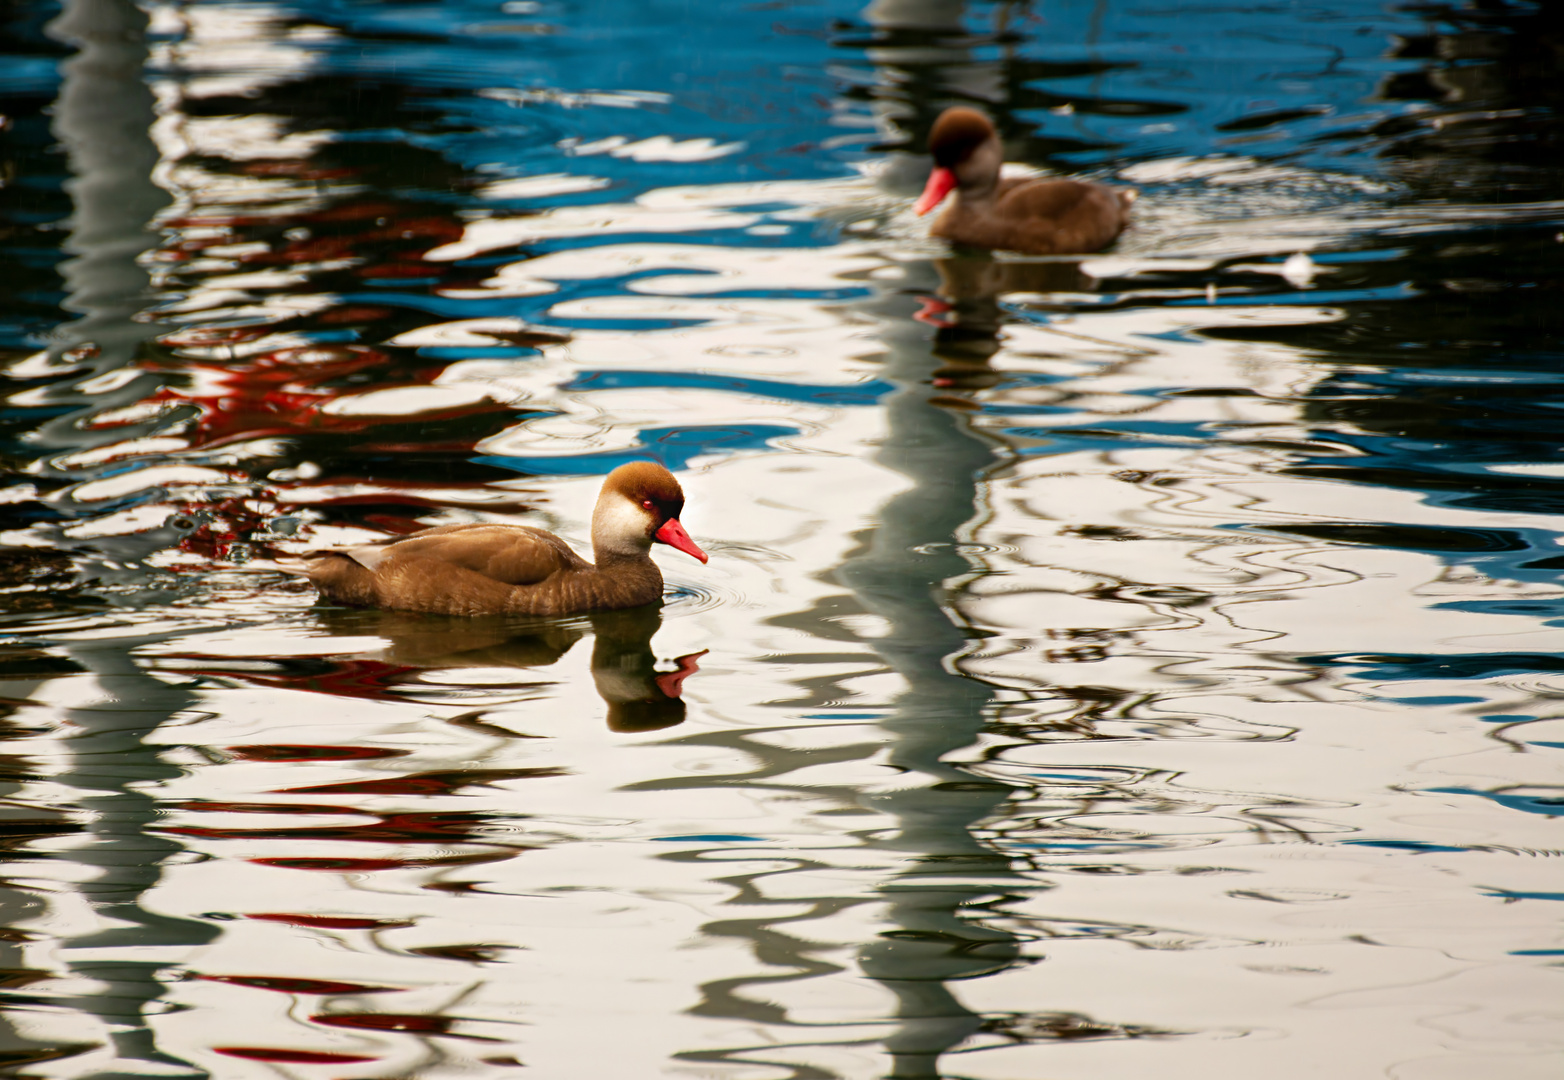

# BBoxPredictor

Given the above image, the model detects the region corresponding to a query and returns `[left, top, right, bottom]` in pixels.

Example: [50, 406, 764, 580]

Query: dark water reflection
[1, 0, 1562, 1076]
[208, 606, 701, 732]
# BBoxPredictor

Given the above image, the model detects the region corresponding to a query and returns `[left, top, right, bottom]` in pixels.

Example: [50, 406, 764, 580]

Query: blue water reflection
[478, 422, 800, 475]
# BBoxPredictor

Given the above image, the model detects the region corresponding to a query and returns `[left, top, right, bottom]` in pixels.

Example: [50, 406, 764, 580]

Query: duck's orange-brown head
[915, 107, 1001, 215]
[598, 461, 707, 563]
[929, 108, 996, 167]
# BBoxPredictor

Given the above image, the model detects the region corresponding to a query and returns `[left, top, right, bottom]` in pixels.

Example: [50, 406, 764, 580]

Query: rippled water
[1, 0, 1561, 1076]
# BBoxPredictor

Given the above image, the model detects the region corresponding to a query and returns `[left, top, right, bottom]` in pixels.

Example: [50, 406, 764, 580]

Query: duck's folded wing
[338, 524, 587, 586]
[996, 178, 1102, 221]
[996, 179, 1131, 253]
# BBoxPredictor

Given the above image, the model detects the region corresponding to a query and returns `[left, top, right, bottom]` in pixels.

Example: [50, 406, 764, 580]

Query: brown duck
[292, 461, 707, 616]
[915, 107, 1134, 255]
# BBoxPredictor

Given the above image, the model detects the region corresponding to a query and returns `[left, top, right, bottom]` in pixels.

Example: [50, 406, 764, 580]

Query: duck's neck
[954, 174, 1000, 207]
[590, 495, 655, 567]
[591, 546, 656, 570]
[951, 136, 1004, 206]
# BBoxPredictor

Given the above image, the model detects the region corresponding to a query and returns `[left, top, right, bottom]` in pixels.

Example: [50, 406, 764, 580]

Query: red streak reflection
[197, 974, 395, 995]
[249, 850, 516, 872]
[245, 913, 413, 930]
[214, 1047, 378, 1064]
[227, 744, 411, 762]
[310, 1012, 495, 1039]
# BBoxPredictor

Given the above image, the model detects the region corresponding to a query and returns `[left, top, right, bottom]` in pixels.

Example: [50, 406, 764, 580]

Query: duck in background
[291, 461, 707, 617]
[916, 107, 1134, 255]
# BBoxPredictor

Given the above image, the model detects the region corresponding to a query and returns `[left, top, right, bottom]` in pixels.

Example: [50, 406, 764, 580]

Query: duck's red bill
[655, 518, 708, 563]
[914, 166, 957, 216]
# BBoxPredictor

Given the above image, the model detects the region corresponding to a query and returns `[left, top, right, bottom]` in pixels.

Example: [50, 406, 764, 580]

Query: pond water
[1, 0, 1562, 1077]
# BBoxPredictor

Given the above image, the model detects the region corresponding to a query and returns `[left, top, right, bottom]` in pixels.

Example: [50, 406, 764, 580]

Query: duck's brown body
[917, 108, 1133, 255]
[930, 175, 1132, 255]
[300, 523, 668, 616]
[294, 462, 705, 617]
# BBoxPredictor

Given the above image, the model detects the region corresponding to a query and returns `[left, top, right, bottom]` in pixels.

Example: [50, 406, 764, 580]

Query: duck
[915, 107, 1134, 255]
[291, 461, 707, 616]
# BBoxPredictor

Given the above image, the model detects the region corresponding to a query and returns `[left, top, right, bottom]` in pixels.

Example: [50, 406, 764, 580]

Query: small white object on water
[1281, 252, 1319, 288]
[1206, 283, 1217, 303]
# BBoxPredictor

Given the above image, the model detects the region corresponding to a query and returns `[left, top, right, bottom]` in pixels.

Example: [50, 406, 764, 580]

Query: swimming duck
[915, 107, 1134, 255]
[293, 461, 706, 616]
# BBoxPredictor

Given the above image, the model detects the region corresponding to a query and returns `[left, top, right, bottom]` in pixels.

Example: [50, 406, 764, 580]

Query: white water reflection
[5, 186, 1564, 1077]
[5, 183, 1563, 1078]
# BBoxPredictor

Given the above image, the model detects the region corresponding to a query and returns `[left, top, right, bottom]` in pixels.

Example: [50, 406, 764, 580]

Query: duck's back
[303, 523, 632, 616]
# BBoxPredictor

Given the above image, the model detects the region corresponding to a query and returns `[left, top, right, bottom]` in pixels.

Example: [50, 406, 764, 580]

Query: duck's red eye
[642, 499, 655, 510]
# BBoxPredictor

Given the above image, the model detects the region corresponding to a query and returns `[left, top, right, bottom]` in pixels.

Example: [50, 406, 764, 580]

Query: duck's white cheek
[595, 496, 655, 555]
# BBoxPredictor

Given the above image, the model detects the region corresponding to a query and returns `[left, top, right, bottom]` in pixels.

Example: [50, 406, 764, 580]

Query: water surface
[0, 1, 1561, 1077]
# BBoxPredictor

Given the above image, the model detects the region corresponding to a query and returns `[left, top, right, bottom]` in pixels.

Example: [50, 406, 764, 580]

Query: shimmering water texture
[0, 0, 1562, 1077]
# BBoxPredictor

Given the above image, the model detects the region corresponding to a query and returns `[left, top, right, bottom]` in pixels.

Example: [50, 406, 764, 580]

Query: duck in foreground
[915, 107, 1134, 255]
[292, 462, 707, 616]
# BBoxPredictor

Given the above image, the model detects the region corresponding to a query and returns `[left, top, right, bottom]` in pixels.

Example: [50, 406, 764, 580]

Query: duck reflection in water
[920, 255, 1093, 395]
[307, 604, 703, 733]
